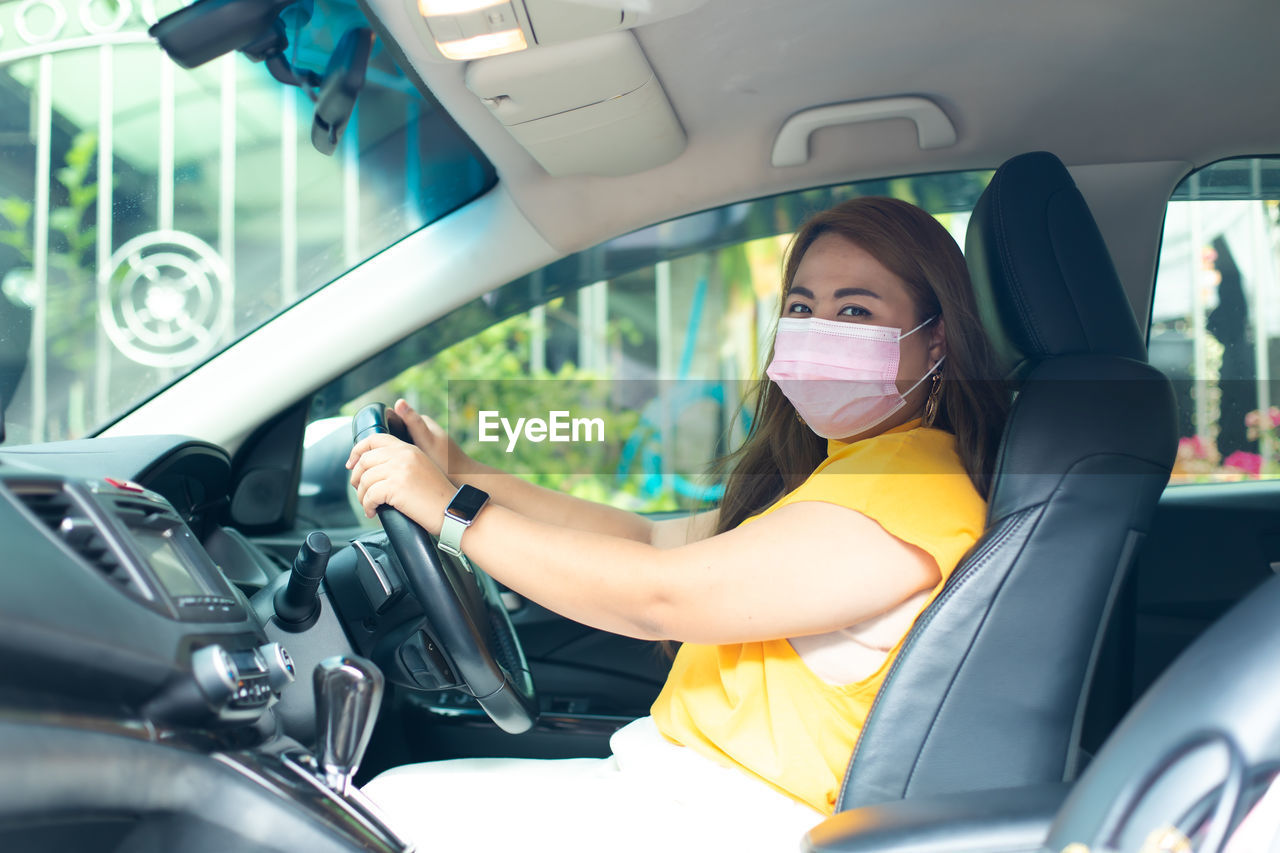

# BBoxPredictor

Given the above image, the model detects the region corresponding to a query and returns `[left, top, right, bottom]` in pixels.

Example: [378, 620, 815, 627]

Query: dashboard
[0, 437, 277, 724]
[0, 436, 411, 853]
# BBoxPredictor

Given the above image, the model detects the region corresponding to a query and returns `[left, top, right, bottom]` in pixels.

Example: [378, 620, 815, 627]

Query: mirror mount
[311, 29, 374, 156]
[150, 1, 372, 156]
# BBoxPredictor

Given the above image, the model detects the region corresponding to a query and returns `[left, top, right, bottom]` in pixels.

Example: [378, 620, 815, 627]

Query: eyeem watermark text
[478, 410, 606, 452]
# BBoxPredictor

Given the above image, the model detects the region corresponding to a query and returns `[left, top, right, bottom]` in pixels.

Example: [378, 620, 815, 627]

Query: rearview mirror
[149, 0, 295, 69]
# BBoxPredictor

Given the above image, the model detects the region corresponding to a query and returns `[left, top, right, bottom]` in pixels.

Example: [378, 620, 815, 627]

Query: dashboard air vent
[15, 486, 125, 583]
[17, 487, 73, 529]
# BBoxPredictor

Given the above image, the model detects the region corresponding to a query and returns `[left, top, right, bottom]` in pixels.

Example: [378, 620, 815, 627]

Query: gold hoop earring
[923, 367, 943, 427]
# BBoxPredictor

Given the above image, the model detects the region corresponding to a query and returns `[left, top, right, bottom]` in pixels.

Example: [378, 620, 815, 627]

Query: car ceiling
[365, 0, 1280, 259]
[103, 0, 1280, 450]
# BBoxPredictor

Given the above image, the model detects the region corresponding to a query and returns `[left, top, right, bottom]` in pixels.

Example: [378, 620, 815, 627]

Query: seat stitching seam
[993, 169, 1047, 356]
[897, 508, 1038, 794]
[839, 508, 1034, 806]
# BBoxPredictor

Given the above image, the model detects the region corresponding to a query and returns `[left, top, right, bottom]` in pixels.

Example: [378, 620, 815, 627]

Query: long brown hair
[714, 197, 1010, 533]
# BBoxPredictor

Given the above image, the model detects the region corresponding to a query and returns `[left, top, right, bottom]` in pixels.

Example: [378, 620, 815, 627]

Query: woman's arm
[392, 399, 716, 548]
[348, 433, 939, 645]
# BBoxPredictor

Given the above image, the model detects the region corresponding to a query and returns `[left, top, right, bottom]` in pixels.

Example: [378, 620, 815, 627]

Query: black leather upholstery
[967, 151, 1147, 368]
[1046, 573, 1280, 851]
[836, 151, 1178, 810]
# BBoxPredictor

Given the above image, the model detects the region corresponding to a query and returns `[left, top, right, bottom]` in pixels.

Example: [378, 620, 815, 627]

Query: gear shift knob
[313, 655, 384, 796]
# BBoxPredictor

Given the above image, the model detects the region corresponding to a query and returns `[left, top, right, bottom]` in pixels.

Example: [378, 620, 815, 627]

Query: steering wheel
[351, 403, 538, 735]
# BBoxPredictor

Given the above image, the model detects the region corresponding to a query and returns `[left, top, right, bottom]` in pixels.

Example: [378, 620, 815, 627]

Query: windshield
[0, 0, 494, 445]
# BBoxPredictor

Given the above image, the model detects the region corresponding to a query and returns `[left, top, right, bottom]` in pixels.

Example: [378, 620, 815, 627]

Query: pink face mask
[766, 315, 943, 440]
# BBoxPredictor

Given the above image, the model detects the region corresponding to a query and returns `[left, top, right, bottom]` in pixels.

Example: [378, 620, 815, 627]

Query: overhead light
[435, 28, 528, 60]
[420, 0, 528, 60]
[419, 0, 507, 15]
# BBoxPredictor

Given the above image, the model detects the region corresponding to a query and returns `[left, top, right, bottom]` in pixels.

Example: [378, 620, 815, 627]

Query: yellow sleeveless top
[649, 419, 986, 814]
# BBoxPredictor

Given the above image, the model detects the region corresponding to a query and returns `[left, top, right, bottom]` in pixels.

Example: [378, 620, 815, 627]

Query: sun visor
[464, 31, 685, 177]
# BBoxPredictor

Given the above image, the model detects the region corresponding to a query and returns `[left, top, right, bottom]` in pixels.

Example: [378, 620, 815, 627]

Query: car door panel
[1132, 483, 1280, 693]
[1086, 481, 1280, 755]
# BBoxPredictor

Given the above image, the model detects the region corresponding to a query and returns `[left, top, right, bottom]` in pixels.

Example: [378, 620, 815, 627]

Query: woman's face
[784, 232, 947, 440]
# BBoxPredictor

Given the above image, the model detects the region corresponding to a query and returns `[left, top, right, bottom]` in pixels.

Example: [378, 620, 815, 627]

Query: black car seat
[1047, 569, 1280, 852]
[836, 151, 1179, 809]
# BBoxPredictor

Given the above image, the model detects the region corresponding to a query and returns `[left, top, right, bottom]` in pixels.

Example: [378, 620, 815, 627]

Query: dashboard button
[103, 477, 144, 492]
[258, 642, 297, 691]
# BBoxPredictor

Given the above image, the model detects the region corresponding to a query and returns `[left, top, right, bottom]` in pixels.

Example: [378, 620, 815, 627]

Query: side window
[302, 172, 992, 526]
[384, 242, 786, 514]
[1152, 158, 1280, 483]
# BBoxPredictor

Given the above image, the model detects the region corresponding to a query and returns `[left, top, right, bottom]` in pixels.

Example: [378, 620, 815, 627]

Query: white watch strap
[439, 513, 467, 556]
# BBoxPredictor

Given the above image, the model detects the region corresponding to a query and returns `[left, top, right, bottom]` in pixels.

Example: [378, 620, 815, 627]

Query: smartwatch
[438, 484, 490, 557]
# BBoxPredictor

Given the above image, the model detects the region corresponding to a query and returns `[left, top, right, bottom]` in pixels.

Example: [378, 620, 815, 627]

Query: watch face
[447, 484, 489, 523]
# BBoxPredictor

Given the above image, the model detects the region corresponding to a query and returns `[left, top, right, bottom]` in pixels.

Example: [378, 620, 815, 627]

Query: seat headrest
[966, 151, 1146, 366]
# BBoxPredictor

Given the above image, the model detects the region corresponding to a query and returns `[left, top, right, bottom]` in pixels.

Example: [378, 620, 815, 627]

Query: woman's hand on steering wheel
[391, 399, 474, 482]
[345, 402, 539, 735]
[346, 431, 452, 528]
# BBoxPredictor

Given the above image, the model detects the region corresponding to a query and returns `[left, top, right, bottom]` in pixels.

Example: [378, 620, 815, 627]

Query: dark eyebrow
[786, 285, 882, 300]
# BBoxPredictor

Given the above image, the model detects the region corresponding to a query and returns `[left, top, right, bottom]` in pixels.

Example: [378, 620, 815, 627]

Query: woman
[347, 197, 1009, 851]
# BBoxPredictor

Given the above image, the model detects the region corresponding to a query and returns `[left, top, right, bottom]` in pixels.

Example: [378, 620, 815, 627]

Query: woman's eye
[839, 305, 870, 317]
[786, 302, 812, 314]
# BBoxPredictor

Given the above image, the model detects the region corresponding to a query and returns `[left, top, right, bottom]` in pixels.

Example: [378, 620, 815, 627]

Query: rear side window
[1151, 158, 1280, 483]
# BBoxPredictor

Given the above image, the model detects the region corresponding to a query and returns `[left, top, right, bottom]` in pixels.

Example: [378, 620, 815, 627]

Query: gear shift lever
[313, 655, 384, 796]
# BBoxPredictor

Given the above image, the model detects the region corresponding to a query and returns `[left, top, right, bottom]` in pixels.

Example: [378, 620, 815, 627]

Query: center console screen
[132, 526, 207, 597]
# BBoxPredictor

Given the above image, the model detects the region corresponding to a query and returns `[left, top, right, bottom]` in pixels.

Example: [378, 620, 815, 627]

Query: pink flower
[1223, 450, 1263, 475]
[1247, 408, 1280, 431]
[1179, 436, 1210, 459]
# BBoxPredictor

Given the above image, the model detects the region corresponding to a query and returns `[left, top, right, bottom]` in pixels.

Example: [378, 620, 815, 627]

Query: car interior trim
[771, 97, 958, 168]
